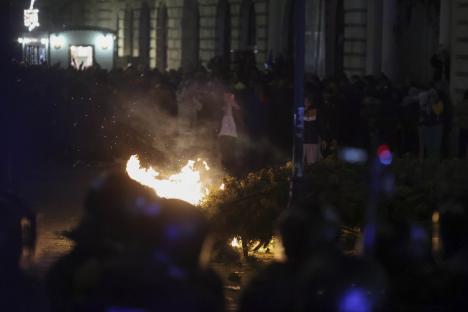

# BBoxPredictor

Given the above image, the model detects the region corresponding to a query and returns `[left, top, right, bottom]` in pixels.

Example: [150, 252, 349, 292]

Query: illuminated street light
[50, 34, 64, 49]
[95, 34, 114, 50]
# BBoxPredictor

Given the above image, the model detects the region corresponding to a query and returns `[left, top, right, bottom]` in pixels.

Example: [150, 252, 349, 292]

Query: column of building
[149, 3, 157, 68]
[131, 1, 140, 58]
[228, 0, 242, 55]
[166, 0, 183, 69]
[450, 0, 468, 103]
[381, 0, 398, 81]
[83, 0, 118, 30]
[305, 0, 326, 76]
[198, 0, 218, 65]
[254, 0, 268, 66]
[117, 2, 127, 59]
[342, 0, 369, 77]
[266, 0, 287, 60]
[105, 0, 143, 65]
[440, 0, 452, 50]
[227, 0, 268, 66]
[84, 0, 273, 71]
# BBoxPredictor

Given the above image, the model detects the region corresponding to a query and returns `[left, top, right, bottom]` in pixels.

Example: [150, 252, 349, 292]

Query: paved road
[13, 162, 263, 311]
[14, 163, 111, 275]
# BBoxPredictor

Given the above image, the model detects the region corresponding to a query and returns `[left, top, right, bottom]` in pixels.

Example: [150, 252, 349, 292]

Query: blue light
[363, 224, 376, 253]
[410, 225, 427, 243]
[377, 145, 392, 166]
[168, 265, 186, 280]
[143, 203, 160, 216]
[339, 288, 372, 312]
[382, 174, 395, 194]
[153, 250, 169, 263]
[339, 147, 368, 164]
[378, 151, 392, 166]
[165, 225, 180, 240]
[135, 197, 146, 208]
[107, 307, 148, 312]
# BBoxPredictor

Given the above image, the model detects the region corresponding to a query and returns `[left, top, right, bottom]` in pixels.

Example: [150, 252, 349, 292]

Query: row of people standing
[215, 73, 467, 178]
[297, 76, 459, 162]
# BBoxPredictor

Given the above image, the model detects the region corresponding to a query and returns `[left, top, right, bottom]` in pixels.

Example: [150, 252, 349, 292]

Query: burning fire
[126, 155, 282, 258]
[231, 237, 241, 248]
[229, 237, 282, 257]
[126, 155, 210, 205]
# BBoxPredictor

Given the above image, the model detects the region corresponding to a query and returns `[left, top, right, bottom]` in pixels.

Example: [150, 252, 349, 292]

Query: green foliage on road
[202, 163, 290, 256]
[203, 159, 468, 256]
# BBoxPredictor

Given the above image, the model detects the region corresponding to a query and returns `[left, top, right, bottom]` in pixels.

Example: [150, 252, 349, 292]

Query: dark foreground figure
[239, 203, 386, 312]
[0, 192, 47, 312]
[239, 197, 468, 312]
[46, 172, 224, 312]
[2, 171, 468, 311]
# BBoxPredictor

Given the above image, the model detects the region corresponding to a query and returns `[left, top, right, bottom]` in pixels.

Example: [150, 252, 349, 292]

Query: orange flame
[230, 237, 241, 248]
[126, 155, 211, 205]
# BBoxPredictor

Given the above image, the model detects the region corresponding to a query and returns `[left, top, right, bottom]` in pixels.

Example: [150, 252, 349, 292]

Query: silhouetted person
[0, 192, 41, 312]
[239, 201, 362, 312]
[47, 171, 224, 312]
[298, 255, 386, 312]
[303, 92, 322, 165]
[418, 88, 444, 160]
[218, 86, 242, 176]
[455, 90, 468, 158]
[295, 210, 386, 311]
[431, 47, 450, 82]
[438, 198, 468, 310]
[374, 220, 443, 311]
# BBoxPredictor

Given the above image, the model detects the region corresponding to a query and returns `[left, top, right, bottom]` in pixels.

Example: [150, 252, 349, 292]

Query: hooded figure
[47, 171, 224, 312]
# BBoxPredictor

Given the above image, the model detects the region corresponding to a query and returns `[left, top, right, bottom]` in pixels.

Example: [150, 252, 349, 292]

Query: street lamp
[289, 0, 305, 206]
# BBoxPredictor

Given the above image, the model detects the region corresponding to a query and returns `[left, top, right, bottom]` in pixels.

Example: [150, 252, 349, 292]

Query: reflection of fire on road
[230, 237, 280, 255]
[126, 155, 281, 256]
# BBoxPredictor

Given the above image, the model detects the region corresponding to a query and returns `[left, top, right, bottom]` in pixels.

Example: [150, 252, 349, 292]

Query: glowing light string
[24, 0, 40, 32]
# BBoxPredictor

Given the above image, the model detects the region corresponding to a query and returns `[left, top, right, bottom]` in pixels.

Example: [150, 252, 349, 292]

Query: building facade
[28, 0, 468, 102]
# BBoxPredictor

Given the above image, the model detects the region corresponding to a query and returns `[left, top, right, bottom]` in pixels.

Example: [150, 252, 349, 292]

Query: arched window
[216, 0, 231, 63]
[240, 0, 256, 50]
[139, 1, 151, 67]
[284, 0, 295, 59]
[181, 0, 200, 72]
[156, 4, 168, 70]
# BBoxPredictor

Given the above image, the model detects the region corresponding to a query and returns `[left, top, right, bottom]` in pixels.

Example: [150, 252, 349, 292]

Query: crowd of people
[4, 56, 467, 177]
[1, 56, 468, 311]
[1, 169, 468, 311]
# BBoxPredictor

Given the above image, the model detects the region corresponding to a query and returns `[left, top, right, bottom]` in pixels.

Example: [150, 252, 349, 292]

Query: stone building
[30, 0, 468, 102]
